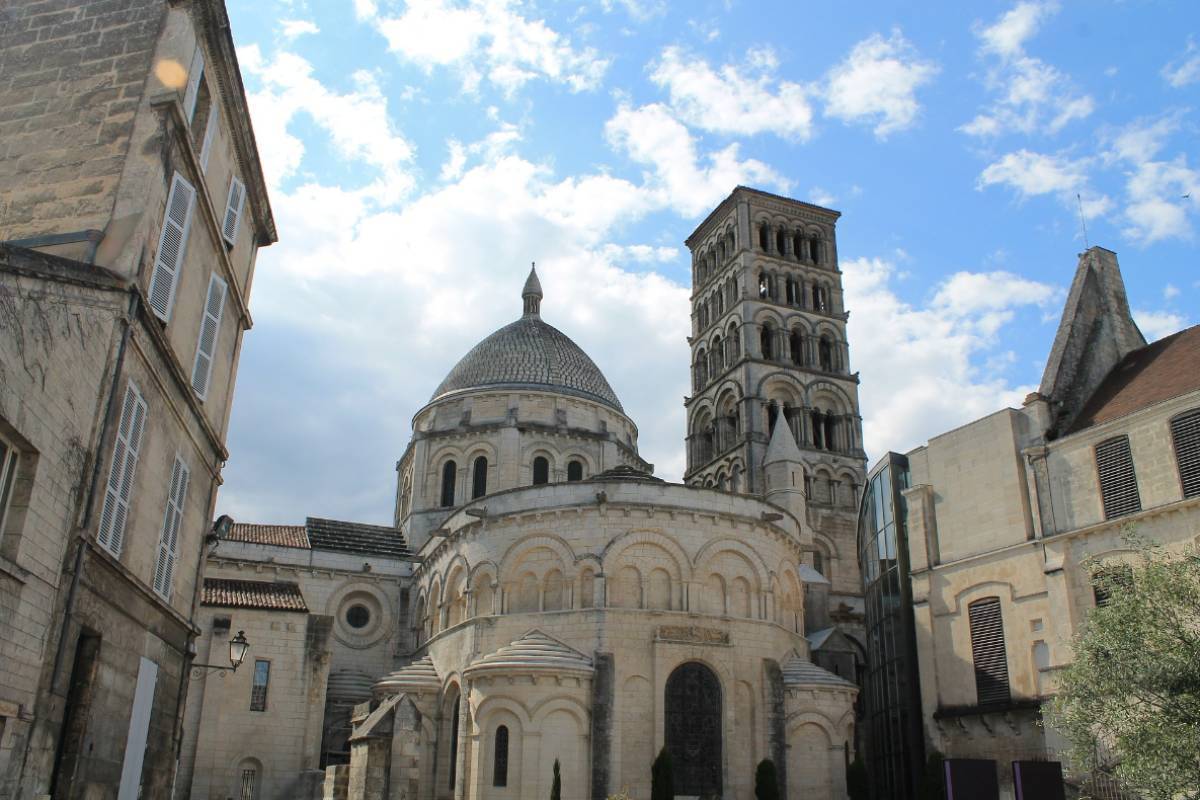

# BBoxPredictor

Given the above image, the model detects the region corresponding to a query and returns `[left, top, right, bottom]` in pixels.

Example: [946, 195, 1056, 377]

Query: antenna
[1076, 193, 1089, 249]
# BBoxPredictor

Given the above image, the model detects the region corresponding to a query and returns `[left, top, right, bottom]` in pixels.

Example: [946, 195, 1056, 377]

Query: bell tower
[683, 186, 867, 619]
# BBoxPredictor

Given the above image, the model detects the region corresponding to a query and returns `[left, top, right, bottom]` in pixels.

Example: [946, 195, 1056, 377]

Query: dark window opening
[440, 461, 457, 508]
[567, 460, 584, 481]
[758, 222, 769, 250]
[346, 604, 370, 629]
[760, 325, 775, 360]
[448, 699, 460, 790]
[1171, 409, 1200, 498]
[819, 337, 833, 371]
[1092, 564, 1132, 607]
[492, 725, 509, 786]
[250, 659, 270, 711]
[532, 456, 550, 485]
[1095, 436, 1141, 519]
[968, 597, 1010, 706]
[665, 662, 723, 795]
[471, 456, 488, 499]
[790, 330, 805, 366]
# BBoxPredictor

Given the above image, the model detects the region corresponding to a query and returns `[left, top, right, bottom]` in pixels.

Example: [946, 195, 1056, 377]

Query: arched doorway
[665, 661, 722, 795]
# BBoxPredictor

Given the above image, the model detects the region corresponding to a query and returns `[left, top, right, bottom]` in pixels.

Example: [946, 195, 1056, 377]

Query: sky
[216, 0, 1200, 526]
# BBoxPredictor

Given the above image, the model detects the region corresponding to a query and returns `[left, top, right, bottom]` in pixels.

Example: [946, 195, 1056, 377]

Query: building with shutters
[0, 1, 275, 797]
[854, 247, 1200, 800]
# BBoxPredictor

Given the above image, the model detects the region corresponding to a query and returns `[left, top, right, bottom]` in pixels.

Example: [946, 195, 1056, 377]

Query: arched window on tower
[819, 336, 833, 372]
[492, 725, 509, 787]
[812, 284, 827, 312]
[775, 229, 787, 255]
[767, 403, 779, 433]
[811, 239, 822, 264]
[793, 233, 806, 260]
[811, 411, 825, 450]
[790, 329, 805, 366]
[440, 461, 457, 507]
[824, 414, 838, 452]
[567, 460, 584, 481]
[471, 456, 488, 499]
[758, 272, 768, 299]
[758, 222, 770, 250]
[760, 324, 775, 360]
[532, 456, 550, 485]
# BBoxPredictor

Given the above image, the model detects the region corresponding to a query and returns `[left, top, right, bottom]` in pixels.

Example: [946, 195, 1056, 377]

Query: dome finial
[522, 262, 543, 317]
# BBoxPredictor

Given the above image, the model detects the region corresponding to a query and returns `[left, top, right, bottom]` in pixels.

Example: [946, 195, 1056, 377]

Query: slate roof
[1068, 324, 1200, 433]
[431, 316, 623, 411]
[590, 464, 664, 482]
[220, 517, 410, 558]
[781, 652, 857, 689]
[202, 578, 308, 612]
[374, 655, 442, 697]
[226, 522, 310, 549]
[305, 517, 411, 559]
[464, 630, 593, 679]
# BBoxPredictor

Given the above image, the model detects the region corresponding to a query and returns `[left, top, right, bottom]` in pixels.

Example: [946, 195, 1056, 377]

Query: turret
[762, 414, 809, 526]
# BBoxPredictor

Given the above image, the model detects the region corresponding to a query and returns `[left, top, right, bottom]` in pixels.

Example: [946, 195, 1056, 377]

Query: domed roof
[463, 629, 593, 679]
[430, 266, 624, 411]
[373, 655, 441, 697]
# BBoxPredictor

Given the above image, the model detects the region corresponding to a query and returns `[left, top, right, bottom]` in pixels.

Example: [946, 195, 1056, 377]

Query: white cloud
[822, 30, 938, 138]
[605, 102, 788, 216]
[977, 149, 1084, 196]
[440, 140, 467, 182]
[1133, 309, 1190, 342]
[280, 19, 319, 39]
[1104, 114, 1182, 165]
[1165, 284, 1180, 300]
[809, 187, 837, 207]
[843, 256, 1052, 459]
[1162, 37, 1200, 88]
[239, 45, 415, 201]
[366, 0, 609, 94]
[601, 243, 679, 263]
[352, 0, 378, 21]
[1123, 156, 1199, 244]
[962, 2, 1093, 137]
[649, 46, 815, 141]
[601, 0, 667, 21]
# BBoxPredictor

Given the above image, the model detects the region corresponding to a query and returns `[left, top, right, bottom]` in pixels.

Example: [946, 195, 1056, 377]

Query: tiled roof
[465, 630, 593, 679]
[431, 315, 623, 411]
[202, 578, 308, 612]
[375, 655, 442, 697]
[1068, 325, 1200, 433]
[590, 464, 664, 482]
[782, 652, 857, 689]
[305, 517, 410, 559]
[226, 522, 310, 549]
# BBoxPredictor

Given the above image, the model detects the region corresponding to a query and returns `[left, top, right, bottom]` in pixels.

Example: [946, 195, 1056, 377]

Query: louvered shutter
[153, 455, 189, 600]
[199, 106, 218, 173]
[1171, 409, 1200, 499]
[98, 381, 148, 558]
[183, 49, 204, 121]
[968, 597, 1010, 706]
[1096, 436, 1141, 519]
[147, 173, 196, 322]
[190, 274, 227, 399]
[222, 176, 245, 246]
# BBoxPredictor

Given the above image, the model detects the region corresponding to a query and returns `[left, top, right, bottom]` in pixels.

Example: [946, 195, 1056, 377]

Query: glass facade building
[857, 453, 924, 800]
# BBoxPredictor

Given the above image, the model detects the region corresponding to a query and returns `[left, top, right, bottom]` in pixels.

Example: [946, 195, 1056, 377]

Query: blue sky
[216, 0, 1199, 525]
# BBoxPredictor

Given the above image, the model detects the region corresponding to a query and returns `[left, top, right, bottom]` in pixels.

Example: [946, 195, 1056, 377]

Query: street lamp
[192, 630, 250, 676]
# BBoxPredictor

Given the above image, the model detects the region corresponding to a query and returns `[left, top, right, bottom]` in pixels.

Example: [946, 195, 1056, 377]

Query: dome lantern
[522, 262, 543, 317]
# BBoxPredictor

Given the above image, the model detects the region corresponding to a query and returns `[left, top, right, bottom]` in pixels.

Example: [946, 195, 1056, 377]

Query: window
[190, 273, 227, 400]
[532, 456, 550, 485]
[198, 104, 218, 173]
[1171, 409, 1200, 498]
[968, 597, 1010, 706]
[152, 455, 190, 601]
[813, 551, 824, 576]
[250, 659, 270, 711]
[448, 700, 460, 789]
[346, 604, 371, 629]
[240, 768, 257, 800]
[98, 381, 148, 558]
[0, 433, 19, 541]
[147, 172, 196, 322]
[492, 725, 509, 787]
[183, 48, 205, 122]
[1092, 564, 1132, 608]
[1095, 436, 1141, 519]
[471, 456, 488, 499]
[222, 176, 246, 247]
[440, 461, 457, 508]
[567, 460, 584, 482]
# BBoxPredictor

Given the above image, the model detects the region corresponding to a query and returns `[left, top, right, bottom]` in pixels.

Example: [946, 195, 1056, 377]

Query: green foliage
[651, 748, 674, 800]
[754, 758, 780, 800]
[1048, 534, 1200, 800]
[916, 750, 945, 800]
[551, 758, 561, 800]
[846, 755, 869, 800]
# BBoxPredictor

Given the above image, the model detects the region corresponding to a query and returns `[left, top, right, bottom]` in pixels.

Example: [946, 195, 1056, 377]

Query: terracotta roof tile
[1068, 325, 1200, 433]
[202, 578, 308, 612]
[226, 523, 310, 549]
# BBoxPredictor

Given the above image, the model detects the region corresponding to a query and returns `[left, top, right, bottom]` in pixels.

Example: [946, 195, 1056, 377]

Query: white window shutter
[183, 49, 204, 122]
[153, 455, 189, 600]
[222, 176, 245, 246]
[147, 173, 196, 322]
[98, 381, 148, 558]
[190, 274, 227, 399]
[199, 106, 218, 173]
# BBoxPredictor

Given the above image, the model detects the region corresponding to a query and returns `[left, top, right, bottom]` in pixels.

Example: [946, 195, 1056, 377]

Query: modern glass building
[857, 453, 925, 800]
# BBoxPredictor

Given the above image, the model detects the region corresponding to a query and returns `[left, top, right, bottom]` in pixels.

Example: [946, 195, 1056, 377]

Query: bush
[651, 748, 674, 800]
[754, 758, 780, 800]
[846, 755, 869, 800]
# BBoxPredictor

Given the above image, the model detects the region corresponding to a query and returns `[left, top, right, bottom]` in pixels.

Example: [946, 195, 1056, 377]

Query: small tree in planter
[551, 758, 562, 800]
[755, 758, 780, 800]
[651, 748, 674, 800]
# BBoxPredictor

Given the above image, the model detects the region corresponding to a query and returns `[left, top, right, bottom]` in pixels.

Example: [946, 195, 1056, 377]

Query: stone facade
[0, 1, 274, 797]
[885, 247, 1200, 799]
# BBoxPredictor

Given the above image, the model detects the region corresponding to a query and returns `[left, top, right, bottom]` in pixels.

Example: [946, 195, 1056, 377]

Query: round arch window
[345, 604, 371, 629]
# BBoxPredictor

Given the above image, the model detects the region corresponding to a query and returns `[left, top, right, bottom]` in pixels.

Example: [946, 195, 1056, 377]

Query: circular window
[346, 604, 371, 629]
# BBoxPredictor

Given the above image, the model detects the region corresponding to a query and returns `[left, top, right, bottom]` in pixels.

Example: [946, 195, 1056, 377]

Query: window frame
[1169, 408, 1200, 500]
[249, 658, 271, 712]
[1094, 435, 1142, 520]
[0, 432, 20, 544]
[492, 724, 509, 787]
[967, 596, 1011, 707]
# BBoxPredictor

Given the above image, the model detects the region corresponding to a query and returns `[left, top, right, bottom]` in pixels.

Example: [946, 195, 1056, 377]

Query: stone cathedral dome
[429, 266, 624, 411]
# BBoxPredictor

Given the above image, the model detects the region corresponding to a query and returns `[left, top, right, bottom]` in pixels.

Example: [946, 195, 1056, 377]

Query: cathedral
[179, 186, 868, 800]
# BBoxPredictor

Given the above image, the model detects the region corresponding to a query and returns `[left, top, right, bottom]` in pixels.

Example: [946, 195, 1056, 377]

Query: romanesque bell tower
[684, 186, 867, 637]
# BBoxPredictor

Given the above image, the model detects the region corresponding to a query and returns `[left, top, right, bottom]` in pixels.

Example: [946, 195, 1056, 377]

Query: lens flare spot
[155, 59, 187, 89]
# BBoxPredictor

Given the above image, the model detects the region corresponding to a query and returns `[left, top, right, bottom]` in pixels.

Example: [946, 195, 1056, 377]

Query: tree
[845, 755, 869, 800]
[1049, 535, 1200, 800]
[651, 748, 674, 800]
[754, 758, 780, 800]
[551, 758, 561, 800]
